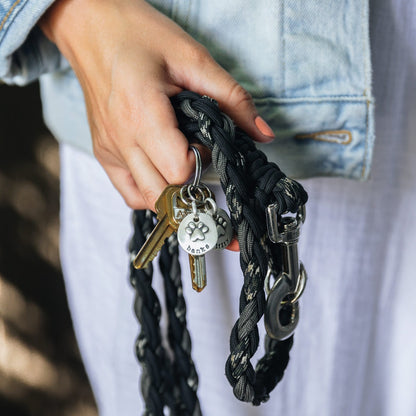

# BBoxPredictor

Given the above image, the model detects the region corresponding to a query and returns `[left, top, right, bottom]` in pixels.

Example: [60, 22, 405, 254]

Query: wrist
[38, 0, 121, 77]
[39, 0, 117, 52]
[39, 0, 74, 44]
[38, 0, 158, 63]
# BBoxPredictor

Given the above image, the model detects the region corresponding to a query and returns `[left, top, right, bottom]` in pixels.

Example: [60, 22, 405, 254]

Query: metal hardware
[266, 204, 305, 244]
[264, 270, 299, 340]
[189, 145, 202, 189]
[264, 205, 307, 340]
[264, 263, 307, 305]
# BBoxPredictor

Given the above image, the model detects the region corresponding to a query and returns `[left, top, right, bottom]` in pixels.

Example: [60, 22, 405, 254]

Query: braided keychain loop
[129, 91, 308, 413]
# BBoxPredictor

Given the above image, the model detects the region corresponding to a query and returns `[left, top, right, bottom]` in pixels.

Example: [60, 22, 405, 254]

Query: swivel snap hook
[264, 269, 300, 340]
[264, 206, 307, 340]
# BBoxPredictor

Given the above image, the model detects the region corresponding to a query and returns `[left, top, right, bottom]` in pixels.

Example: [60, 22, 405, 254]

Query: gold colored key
[134, 185, 185, 269]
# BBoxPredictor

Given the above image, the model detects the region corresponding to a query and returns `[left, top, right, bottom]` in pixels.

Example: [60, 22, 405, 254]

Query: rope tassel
[130, 91, 308, 413]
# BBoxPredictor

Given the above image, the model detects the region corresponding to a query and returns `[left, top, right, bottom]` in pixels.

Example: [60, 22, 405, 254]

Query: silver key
[178, 204, 217, 293]
[188, 254, 207, 292]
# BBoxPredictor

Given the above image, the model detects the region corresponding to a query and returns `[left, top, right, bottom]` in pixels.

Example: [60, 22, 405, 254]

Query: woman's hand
[40, 0, 275, 212]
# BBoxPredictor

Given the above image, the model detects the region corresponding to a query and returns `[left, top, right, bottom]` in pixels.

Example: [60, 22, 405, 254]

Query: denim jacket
[0, 0, 374, 181]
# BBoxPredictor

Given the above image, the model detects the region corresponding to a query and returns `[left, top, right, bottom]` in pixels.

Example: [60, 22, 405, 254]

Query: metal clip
[266, 204, 305, 244]
[264, 205, 307, 340]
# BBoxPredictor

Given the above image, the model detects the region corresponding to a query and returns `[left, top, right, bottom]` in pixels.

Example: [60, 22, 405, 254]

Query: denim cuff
[0, 0, 68, 85]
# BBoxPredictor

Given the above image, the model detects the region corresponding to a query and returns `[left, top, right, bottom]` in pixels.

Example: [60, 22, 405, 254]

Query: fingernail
[226, 237, 240, 252]
[255, 116, 275, 139]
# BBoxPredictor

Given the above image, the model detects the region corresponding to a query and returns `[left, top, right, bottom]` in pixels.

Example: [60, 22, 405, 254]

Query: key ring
[179, 146, 212, 207]
[179, 183, 212, 206]
[203, 197, 218, 216]
[189, 145, 202, 188]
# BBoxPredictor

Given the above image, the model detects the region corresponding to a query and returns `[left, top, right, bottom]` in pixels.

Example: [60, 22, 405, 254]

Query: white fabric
[59, 1, 416, 415]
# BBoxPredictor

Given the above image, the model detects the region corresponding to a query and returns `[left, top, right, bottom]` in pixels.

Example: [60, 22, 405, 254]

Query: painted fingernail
[255, 116, 275, 138]
[226, 237, 240, 252]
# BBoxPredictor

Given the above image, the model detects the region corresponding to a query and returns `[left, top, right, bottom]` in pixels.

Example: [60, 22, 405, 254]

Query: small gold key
[134, 185, 185, 269]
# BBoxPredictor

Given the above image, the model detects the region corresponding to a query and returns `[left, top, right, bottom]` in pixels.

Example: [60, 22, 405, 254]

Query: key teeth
[189, 255, 207, 292]
[133, 238, 165, 269]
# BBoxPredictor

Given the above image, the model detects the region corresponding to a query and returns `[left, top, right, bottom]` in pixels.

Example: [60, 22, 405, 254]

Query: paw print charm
[178, 213, 218, 255]
[214, 208, 233, 250]
[186, 221, 209, 242]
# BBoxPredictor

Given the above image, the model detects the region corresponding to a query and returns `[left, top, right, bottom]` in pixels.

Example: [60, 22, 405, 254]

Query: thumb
[183, 52, 275, 143]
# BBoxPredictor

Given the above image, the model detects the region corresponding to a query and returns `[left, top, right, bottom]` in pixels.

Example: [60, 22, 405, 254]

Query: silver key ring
[204, 197, 218, 216]
[189, 145, 202, 188]
[179, 183, 212, 206]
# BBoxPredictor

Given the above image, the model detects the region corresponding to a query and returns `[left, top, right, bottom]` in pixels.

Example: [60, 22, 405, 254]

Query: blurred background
[0, 82, 97, 415]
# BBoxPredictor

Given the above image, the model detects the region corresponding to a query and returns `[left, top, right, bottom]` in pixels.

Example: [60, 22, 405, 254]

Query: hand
[40, 0, 275, 248]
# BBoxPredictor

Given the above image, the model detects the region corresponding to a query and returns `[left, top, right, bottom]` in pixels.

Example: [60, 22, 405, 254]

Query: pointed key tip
[192, 283, 206, 292]
[133, 255, 148, 270]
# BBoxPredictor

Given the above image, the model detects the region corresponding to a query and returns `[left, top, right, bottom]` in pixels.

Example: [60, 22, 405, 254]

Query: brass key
[133, 185, 185, 269]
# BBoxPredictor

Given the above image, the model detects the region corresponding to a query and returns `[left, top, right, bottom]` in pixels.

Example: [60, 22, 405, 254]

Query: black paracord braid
[129, 91, 308, 412]
[130, 210, 177, 415]
[171, 91, 308, 404]
[130, 213, 201, 415]
[159, 234, 201, 416]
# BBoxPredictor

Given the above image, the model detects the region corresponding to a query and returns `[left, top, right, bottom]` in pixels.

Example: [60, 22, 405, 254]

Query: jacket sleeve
[0, 0, 69, 85]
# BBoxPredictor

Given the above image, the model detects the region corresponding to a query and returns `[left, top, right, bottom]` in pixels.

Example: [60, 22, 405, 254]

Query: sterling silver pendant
[177, 212, 218, 255]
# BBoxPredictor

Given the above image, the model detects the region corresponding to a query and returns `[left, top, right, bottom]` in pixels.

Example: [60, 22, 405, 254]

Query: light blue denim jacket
[0, 0, 374, 180]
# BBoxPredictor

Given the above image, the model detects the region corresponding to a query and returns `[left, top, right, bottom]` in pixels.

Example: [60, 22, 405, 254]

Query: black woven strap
[172, 91, 307, 403]
[159, 235, 201, 415]
[130, 210, 200, 416]
[129, 91, 308, 414]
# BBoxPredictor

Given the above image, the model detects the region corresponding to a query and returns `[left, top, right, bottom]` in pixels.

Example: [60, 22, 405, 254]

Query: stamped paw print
[186, 221, 209, 242]
[216, 216, 227, 238]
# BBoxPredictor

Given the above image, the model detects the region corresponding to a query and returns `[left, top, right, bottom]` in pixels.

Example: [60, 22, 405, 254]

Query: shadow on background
[0, 82, 97, 415]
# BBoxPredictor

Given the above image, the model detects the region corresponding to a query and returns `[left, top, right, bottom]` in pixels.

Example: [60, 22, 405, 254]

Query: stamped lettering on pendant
[178, 212, 218, 255]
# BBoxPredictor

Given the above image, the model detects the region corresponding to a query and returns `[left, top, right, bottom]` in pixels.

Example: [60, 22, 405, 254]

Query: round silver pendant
[214, 208, 233, 250]
[177, 212, 218, 255]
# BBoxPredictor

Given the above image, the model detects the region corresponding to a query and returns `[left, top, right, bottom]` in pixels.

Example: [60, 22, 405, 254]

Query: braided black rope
[171, 91, 308, 404]
[159, 235, 201, 416]
[130, 210, 177, 415]
[129, 91, 308, 412]
[130, 211, 201, 415]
